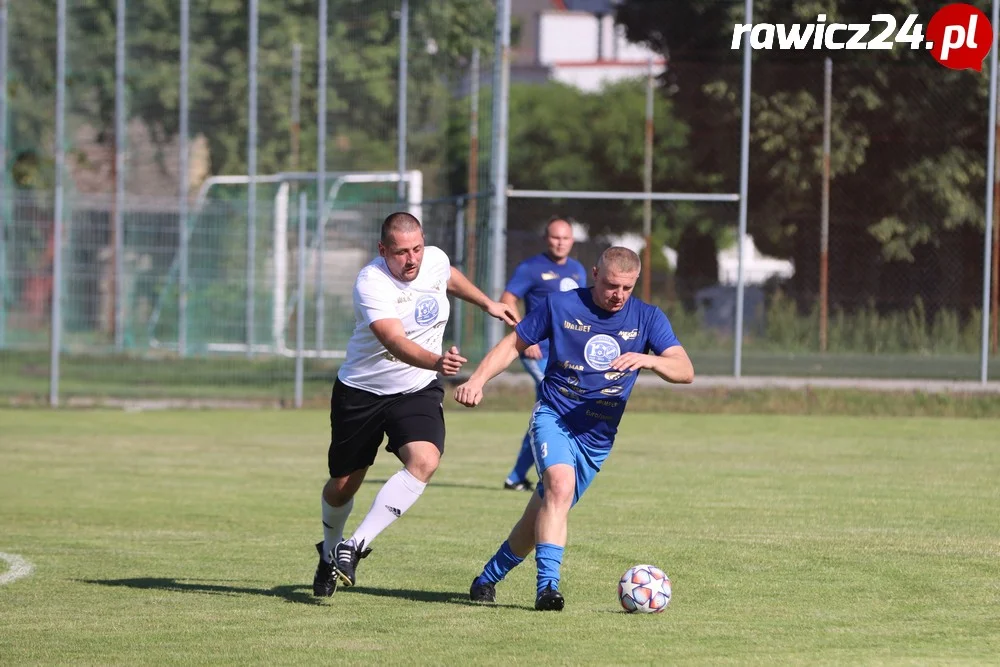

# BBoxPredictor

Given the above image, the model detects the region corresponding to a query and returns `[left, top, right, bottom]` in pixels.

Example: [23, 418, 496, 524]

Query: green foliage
[6, 0, 495, 194]
[616, 0, 991, 266]
[448, 78, 706, 244]
[760, 294, 984, 355]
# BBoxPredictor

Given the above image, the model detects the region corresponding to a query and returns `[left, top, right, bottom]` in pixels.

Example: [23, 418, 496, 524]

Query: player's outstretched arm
[609, 345, 694, 384]
[453, 332, 527, 407]
[370, 318, 468, 376]
[447, 267, 519, 327]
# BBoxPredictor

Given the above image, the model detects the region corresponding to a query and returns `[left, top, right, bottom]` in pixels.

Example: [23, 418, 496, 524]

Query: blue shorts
[529, 402, 612, 506]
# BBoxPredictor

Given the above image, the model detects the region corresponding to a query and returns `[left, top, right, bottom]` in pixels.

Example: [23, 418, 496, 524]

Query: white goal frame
[148, 170, 423, 359]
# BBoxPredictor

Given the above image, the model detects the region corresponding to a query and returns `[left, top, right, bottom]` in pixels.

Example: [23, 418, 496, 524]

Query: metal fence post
[178, 0, 190, 356]
[397, 0, 409, 203]
[733, 0, 753, 378]
[642, 56, 653, 303]
[453, 202, 466, 350]
[464, 48, 480, 352]
[295, 192, 307, 408]
[487, 0, 511, 350]
[114, 0, 126, 351]
[50, 0, 67, 406]
[820, 57, 832, 353]
[0, 0, 8, 348]
[981, 0, 999, 383]
[246, 0, 259, 357]
[315, 0, 328, 352]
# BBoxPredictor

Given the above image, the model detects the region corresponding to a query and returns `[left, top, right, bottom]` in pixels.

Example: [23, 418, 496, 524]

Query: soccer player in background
[312, 212, 518, 598]
[498, 216, 586, 492]
[454, 247, 694, 611]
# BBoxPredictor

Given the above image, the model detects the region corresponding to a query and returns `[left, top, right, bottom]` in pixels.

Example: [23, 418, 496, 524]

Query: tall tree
[5, 0, 494, 195]
[617, 0, 990, 313]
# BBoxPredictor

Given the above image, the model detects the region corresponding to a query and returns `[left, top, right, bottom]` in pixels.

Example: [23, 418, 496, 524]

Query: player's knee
[324, 481, 355, 507]
[324, 470, 366, 505]
[403, 449, 440, 482]
[542, 473, 575, 507]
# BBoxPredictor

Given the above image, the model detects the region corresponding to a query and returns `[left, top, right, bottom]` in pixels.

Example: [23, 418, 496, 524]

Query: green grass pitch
[1, 408, 998, 664]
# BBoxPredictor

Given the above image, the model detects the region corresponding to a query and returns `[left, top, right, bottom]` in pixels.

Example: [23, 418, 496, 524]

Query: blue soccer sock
[476, 540, 525, 585]
[535, 542, 564, 595]
[507, 434, 536, 484]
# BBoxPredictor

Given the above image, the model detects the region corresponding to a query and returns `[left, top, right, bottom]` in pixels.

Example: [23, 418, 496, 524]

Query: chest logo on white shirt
[414, 295, 440, 326]
[584, 334, 621, 371]
[559, 277, 579, 292]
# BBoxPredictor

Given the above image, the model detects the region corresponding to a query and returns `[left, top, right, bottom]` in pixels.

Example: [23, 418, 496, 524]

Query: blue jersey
[505, 254, 587, 356]
[514, 288, 680, 448]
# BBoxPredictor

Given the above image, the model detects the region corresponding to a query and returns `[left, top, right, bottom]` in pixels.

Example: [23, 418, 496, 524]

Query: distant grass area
[1, 410, 997, 664]
[460, 385, 1000, 419]
[2, 350, 999, 417]
[687, 349, 1000, 380]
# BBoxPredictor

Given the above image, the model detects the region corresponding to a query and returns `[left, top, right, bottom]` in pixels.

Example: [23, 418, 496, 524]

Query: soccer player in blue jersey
[455, 246, 694, 611]
[498, 217, 587, 491]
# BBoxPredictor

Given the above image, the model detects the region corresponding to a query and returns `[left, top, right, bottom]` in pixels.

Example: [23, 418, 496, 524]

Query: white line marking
[0, 553, 35, 586]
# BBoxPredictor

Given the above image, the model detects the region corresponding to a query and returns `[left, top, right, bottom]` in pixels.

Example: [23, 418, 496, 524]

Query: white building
[600, 231, 794, 286]
[512, 0, 665, 92]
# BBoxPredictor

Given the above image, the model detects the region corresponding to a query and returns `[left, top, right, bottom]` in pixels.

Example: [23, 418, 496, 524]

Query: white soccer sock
[321, 496, 354, 563]
[349, 469, 426, 549]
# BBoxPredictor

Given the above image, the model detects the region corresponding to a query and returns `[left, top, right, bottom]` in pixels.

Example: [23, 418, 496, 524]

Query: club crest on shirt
[584, 334, 621, 371]
[559, 277, 580, 291]
[414, 294, 439, 326]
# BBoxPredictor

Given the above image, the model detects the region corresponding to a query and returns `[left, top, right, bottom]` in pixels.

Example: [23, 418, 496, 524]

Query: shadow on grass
[81, 578, 323, 606]
[82, 578, 528, 610]
[362, 478, 533, 494]
[345, 585, 526, 610]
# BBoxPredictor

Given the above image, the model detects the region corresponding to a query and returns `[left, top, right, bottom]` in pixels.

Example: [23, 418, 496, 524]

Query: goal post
[147, 169, 423, 359]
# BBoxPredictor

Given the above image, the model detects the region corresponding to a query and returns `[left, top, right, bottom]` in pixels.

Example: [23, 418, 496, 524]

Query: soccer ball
[618, 564, 671, 613]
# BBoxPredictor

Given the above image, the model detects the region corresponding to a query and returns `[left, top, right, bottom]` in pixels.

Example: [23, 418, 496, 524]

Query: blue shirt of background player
[504, 254, 587, 358]
[514, 287, 680, 448]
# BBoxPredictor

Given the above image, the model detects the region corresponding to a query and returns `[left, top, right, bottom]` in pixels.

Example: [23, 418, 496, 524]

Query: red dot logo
[927, 3, 994, 71]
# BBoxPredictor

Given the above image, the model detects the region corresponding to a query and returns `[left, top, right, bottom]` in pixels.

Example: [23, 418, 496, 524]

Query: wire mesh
[3, 2, 999, 405]
[0, 0, 498, 403]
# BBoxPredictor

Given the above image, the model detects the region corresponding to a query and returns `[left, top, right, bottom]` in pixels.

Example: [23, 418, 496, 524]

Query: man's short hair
[380, 211, 423, 246]
[544, 215, 575, 236]
[597, 246, 641, 274]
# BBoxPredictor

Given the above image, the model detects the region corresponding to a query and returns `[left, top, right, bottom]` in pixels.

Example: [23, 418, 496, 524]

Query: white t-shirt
[337, 245, 452, 395]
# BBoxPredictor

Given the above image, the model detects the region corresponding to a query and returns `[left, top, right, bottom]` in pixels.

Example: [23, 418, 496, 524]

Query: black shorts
[327, 378, 445, 478]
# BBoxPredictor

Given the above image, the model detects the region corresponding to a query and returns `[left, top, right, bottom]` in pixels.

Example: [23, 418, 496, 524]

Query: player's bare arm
[454, 332, 529, 407]
[608, 345, 694, 384]
[369, 318, 467, 376]
[499, 291, 521, 316]
[447, 267, 520, 327]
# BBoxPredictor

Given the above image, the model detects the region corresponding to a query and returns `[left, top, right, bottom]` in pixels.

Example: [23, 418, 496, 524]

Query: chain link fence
[1, 2, 998, 405]
[0, 0, 499, 404]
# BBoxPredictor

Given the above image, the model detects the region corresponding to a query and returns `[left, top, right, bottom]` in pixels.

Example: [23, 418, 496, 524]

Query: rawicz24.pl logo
[732, 3, 994, 71]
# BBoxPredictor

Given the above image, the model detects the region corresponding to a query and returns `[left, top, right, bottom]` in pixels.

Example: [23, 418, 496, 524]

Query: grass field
[3, 349, 999, 405]
[1, 409, 998, 664]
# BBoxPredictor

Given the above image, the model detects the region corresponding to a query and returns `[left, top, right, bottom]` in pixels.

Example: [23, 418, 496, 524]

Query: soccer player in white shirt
[313, 211, 518, 597]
